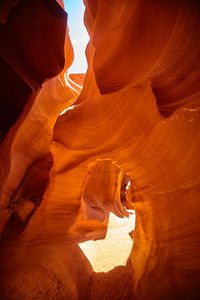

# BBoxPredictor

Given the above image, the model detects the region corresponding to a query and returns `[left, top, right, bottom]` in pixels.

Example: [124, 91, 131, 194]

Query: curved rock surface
[0, 0, 200, 299]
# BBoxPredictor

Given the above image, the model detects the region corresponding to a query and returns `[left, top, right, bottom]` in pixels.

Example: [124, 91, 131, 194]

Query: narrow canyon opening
[58, 0, 137, 276]
[63, 0, 89, 74]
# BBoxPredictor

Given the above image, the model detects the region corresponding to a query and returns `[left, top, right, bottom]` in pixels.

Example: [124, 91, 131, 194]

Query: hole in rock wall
[78, 160, 135, 272]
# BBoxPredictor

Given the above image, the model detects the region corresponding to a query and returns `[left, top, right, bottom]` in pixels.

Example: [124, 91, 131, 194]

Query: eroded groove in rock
[1, 154, 53, 243]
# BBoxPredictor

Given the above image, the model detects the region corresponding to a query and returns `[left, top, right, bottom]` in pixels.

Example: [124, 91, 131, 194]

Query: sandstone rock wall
[0, 0, 200, 299]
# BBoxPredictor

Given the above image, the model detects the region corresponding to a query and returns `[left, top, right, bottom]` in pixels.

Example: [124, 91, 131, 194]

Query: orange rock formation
[0, 0, 200, 299]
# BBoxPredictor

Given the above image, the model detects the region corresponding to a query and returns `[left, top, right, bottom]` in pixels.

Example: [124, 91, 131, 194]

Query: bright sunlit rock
[79, 210, 135, 272]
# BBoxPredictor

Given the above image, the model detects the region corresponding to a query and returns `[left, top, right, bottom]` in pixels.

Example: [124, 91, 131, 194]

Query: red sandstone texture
[0, 0, 200, 299]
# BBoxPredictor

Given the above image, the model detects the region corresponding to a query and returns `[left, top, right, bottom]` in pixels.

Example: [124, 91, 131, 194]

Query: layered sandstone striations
[0, 0, 200, 299]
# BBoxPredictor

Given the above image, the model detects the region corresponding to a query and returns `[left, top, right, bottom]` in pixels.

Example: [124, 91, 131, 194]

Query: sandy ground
[79, 211, 135, 272]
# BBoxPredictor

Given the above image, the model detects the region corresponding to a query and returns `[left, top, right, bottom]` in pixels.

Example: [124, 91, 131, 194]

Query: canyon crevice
[0, 0, 200, 299]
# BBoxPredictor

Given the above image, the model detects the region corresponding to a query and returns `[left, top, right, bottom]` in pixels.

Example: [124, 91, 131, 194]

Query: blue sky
[63, 0, 89, 74]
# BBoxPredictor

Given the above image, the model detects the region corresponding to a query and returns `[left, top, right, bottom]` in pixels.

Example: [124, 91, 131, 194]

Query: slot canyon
[0, 0, 200, 299]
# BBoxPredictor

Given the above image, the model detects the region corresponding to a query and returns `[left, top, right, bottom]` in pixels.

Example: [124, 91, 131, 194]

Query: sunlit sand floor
[79, 210, 135, 272]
